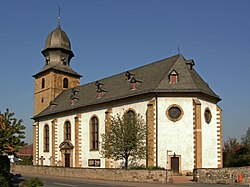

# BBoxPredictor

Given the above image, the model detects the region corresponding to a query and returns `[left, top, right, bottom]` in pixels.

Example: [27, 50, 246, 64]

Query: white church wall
[200, 100, 218, 168]
[157, 97, 194, 172]
[38, 120, 52, 166]
[80, 109, 106, 168]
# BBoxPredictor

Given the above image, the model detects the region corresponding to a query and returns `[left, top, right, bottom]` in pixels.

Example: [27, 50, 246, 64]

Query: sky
[0, 0, 249, 144]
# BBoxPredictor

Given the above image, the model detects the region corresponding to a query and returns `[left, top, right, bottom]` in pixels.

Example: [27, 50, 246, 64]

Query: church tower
[33, 21, 82, 116]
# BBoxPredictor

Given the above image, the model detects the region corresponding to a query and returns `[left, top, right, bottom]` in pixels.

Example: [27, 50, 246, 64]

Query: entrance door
[171, 157, 179, 173]
[65, 154, 70, 167]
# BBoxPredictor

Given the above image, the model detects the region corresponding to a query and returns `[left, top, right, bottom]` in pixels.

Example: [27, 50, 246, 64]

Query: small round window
[204, 108, 212, 124]
[166, 105, 183, 122]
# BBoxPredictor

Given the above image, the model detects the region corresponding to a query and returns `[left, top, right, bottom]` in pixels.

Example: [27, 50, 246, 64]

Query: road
[12, 173, 249, 187]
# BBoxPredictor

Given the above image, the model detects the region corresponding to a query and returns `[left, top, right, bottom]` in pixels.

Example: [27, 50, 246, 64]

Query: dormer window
[70, 88, 79, 105]
[95, 81, 107, 99]
[130, 77, 142, 90]
[169, 70, 178, 83]
[125, 71, 134, 81]
[49, 101, 57, 111]
[186, 59, 195, 70]
[63, 78, 69, 88]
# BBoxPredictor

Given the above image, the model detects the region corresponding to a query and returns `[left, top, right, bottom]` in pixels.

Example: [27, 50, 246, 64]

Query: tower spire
[58, 7, 62, 27]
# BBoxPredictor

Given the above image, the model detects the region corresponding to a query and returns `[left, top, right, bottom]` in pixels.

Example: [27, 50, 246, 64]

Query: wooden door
[65, 154, 70, 167]
[171, 157, 179, 173]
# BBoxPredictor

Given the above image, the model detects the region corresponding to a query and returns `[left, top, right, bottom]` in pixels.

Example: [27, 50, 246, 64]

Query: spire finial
[177, 46, 181, 54]
[58, 7, 62, 27]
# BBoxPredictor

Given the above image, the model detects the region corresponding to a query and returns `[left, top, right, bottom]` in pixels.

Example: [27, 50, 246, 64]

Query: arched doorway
[59, 140, 74, 167]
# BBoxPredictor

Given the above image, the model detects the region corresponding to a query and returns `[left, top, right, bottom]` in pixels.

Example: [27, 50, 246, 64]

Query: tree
[241, 127, 250, 148]
[223, 128, 250, 167]
[223, 137, 241, 167]
[101, 111, 147, 169]
[0, 109, 26, 155]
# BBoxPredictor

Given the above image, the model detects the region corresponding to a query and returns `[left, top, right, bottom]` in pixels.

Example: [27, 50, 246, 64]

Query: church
[32, 21, 222, 174]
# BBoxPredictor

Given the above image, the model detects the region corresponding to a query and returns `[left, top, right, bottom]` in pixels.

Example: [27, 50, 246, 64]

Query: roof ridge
[78, 54, 181, 86]
[189, 68, 219, 97]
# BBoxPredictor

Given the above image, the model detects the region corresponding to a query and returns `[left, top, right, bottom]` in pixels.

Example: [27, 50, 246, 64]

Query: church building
[33, 22, 222, 174]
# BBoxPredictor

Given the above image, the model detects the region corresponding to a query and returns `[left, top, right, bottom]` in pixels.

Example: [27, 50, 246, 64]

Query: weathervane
[58, 7, 62, 26]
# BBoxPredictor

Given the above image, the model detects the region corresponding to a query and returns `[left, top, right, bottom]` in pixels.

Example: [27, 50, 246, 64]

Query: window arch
[126, 109, 136, 126]
[64, 121, 71, 140]
[63, 78, 69, 89]
[41, 78, 45, 89]
[90, 116, 99, 150]
[44, 125, 49, 152]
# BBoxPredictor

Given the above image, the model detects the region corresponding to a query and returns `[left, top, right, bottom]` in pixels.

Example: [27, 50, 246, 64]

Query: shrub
[129, 165, 165, 170]
[0, 175, 11, 187]
[0, 155, 10, 174]
[20, 177, 43, 187]
[19, 156, 33, 165]
[0, 155, 11, 186]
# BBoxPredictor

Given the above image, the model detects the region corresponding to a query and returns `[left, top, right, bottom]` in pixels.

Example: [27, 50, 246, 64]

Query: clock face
[167, 105, 183, 122]
[204, 108, 212, 124]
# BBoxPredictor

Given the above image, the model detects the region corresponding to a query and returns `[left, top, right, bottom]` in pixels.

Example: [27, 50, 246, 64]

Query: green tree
[223, 137, 241, 167]
[0, 109, 26, 155]
[101, 111, 147, 169]
[241, 127, 250, 149]
[223, 128, 250, 167]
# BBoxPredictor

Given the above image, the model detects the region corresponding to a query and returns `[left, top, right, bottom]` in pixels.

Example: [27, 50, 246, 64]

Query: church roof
[33, 62, 82, 78]
[43, 25, 72, 53]
[35, 54, 220, 118]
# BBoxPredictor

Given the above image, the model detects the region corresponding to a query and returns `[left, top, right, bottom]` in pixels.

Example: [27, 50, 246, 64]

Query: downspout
[155, 92, 158, 167]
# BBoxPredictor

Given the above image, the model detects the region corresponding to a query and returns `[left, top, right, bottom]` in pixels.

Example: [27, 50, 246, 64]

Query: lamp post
[166, 150, 172, 183]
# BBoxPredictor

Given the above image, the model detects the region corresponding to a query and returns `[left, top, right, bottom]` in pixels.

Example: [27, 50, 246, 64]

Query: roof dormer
[186, 59, 195, 70]
[130, 77, 142, 90]
[95, 81, 107, 99]
[169, 70, 178, 83]
[125, 71, 134, 81]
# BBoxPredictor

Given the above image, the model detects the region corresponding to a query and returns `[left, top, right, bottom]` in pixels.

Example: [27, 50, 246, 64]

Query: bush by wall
[0, 155, 11, 187]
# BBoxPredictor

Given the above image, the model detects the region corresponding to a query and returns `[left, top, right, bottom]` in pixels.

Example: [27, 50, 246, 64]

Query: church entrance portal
[171, 157, 179, 173]
[59, 140, 74, 167]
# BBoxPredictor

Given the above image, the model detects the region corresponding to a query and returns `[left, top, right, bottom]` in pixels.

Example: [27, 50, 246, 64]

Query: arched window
[63, 78, 69, 89]
[126, 110, 136, 126]
[90, 117, 99, 150]
[44, 125, 49, 152]
[42, 78, 45, 89]
[127, 110, 135, 118]
[64, 121, 71, 140]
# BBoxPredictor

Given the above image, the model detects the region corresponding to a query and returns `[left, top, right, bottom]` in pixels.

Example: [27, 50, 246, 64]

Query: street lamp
[166, 150, 172, 183]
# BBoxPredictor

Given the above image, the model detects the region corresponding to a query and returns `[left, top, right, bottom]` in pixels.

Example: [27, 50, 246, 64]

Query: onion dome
[42, 25, 74, 57]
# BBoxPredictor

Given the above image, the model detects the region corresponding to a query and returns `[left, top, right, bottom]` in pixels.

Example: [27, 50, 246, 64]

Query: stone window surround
[44, 124, 49, 152]
[89, 115, 99, 151]
[204, 107, 212, 124]
[166, 104, 184, 122]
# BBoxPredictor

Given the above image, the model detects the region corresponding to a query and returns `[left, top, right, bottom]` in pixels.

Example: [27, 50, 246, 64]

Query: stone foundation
[194, 166, 250, 184]
[11, 165, 172, 183]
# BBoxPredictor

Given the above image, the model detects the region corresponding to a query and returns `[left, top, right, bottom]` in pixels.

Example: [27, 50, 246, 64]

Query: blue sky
[0, 0, 249, 144]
